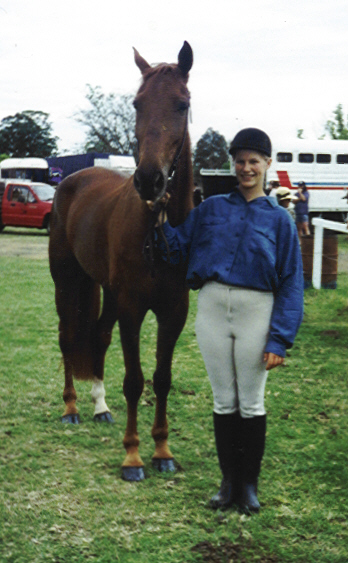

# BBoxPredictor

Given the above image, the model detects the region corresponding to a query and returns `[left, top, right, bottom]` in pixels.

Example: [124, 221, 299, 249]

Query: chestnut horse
[49, 42, 194, 481]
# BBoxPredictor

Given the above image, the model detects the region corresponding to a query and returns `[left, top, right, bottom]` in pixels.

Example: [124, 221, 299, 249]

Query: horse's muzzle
[133, 167, 166, 202]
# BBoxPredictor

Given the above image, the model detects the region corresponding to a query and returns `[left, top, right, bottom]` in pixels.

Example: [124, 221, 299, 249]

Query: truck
[0, 179, 55, 233]
[46, 153, 136, 181]
[200, 139, 348, 222]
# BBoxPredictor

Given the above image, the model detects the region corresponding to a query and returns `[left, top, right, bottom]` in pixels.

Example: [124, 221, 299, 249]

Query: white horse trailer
[201, 139, 348, 222]
[0, 157, 49, 183]
[267, 139, 348, 221]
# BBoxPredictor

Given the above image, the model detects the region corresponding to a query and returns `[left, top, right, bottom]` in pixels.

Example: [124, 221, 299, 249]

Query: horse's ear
[178, 41, 193, 77]
[133, 47, 151, 74]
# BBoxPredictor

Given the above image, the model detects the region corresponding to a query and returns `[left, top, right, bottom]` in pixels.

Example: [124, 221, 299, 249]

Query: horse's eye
[177, 101, 189, 113]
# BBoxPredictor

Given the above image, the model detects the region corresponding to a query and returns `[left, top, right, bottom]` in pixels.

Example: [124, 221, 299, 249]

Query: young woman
[154, 128, 304, 513]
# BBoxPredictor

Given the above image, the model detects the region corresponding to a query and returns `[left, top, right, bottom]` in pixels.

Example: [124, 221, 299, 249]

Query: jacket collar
[229, 186, 277, 207]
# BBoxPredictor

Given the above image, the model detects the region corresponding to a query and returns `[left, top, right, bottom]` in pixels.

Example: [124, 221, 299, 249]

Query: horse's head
[133, 41, 193, 202]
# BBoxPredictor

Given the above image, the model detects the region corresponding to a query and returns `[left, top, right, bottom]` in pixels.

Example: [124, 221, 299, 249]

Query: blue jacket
[158, 189, 304, 357]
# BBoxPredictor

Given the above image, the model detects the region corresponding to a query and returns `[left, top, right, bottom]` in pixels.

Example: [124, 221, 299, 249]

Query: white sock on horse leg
[91, 377, 110, 415]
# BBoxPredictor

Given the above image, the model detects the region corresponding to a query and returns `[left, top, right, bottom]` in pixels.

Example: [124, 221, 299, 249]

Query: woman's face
[234, 150, 271, 199]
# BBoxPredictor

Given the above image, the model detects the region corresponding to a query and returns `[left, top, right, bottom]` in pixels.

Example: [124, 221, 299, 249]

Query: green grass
[0, 232, 347, 562]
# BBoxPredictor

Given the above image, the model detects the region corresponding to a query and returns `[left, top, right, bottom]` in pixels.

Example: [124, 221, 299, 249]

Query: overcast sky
[1, 0, 348, 153]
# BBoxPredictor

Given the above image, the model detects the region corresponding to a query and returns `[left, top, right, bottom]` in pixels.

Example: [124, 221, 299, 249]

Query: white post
[312, 221, 324, 289]
[311, 217, 348, 289]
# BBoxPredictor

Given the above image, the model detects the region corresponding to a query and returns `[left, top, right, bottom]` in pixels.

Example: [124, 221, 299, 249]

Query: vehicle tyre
[45, 216, 50, 234]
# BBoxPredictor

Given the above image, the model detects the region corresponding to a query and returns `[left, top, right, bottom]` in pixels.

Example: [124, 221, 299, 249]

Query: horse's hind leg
[61, 360, 79, 424]
[91, 288, 118, 423]
[55, 264, 85, 424]
[52, 253, 100, 423]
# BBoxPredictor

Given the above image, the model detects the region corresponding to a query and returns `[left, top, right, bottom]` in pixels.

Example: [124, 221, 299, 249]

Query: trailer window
[277, 152, 292, 162]
[337, 154, 348, 164]
[299, 153, 314, 163]
[316, 154, 331, 163]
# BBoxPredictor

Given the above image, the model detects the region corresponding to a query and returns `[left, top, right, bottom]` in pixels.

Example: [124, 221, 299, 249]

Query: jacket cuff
[264, 340, 286, 358]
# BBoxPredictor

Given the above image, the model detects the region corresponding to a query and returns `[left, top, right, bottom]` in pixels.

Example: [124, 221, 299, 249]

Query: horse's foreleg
[91, 289, 118, 423]
[152, 295, 189, 471]
[119, 308, 146, 481]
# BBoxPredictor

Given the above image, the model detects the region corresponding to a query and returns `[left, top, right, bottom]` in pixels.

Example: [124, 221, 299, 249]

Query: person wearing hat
[293, 181, 310, 237]
[152, 127, 303, 514]
[275, 186, 292, 208]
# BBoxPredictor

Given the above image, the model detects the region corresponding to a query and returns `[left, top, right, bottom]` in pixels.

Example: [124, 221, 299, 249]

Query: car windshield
[32, 184, 55, 201]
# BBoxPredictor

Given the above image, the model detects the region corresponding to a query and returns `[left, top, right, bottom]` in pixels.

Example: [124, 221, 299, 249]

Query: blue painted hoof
[62, 413, 80, 424]
[152, 458, 176, 473]
[122, 466, 146, 482]
[94, 411, 114, 423]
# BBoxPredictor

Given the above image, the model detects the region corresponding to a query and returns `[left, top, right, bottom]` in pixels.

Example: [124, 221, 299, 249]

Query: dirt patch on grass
[0, 230, 49, 260]
[191, 540, 279, 563]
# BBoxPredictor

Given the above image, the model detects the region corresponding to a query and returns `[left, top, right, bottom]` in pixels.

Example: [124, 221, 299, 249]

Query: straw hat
[275, 186, 292, 201]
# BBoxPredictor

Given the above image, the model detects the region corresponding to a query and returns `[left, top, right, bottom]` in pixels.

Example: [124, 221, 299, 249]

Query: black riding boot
[239, 415, 266, 514]
[209, 411, 241, 510]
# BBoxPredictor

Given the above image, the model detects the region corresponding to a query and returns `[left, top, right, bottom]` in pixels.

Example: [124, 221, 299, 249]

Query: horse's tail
[65, 276, 101, 382]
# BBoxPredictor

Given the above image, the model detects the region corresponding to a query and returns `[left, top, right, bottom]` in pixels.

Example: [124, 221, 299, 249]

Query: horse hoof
[94, 412, 114, 423]
[62, 414, 80, 424]
[152, 458, 176, 473]
[122, 466, 146, 482]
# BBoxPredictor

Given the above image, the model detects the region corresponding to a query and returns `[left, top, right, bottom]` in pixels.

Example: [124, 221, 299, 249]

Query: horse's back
[52, 167, 131, 222]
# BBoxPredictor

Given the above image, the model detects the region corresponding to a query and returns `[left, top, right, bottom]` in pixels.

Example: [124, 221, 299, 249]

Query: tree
[193, 128, 229, 183]
[325, 104, 348, 140]
[75, 85, 136, 155]
[0, 111, 58, 157]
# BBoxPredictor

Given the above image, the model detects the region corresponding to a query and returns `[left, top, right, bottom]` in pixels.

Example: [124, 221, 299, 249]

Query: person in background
[293, 181, 310, 237]
[275, 186, 295, 219]
[153, 127, 303, 514]
[193, 185, 203, 207]
[264, 180, 280, 196]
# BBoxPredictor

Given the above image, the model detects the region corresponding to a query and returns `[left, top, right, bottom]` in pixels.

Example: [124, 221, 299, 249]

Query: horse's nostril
[154, 172, 165, 194]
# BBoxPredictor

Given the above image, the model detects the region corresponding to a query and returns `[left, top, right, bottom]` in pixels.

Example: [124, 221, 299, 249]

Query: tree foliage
[0, 111, 58, 158]
[325, 104, 348, 140]
[193, 128, 229, 183]
[75, 85, 136, 155]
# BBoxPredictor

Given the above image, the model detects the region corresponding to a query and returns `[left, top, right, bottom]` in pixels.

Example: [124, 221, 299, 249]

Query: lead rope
[143, 201, 170, 277]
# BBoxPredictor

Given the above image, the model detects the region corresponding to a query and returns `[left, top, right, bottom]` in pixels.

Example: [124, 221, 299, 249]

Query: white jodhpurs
[195, 282, 274, 418]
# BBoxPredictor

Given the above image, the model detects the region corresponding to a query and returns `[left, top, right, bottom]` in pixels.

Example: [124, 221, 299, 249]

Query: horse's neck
[167, 137, 194, 227]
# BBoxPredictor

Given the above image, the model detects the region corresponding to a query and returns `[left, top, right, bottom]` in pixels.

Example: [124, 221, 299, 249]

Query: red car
[0, 180, 54, 233]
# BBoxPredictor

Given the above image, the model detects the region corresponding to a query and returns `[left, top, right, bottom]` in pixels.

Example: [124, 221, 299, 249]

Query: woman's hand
[263, 352, 284, 370]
